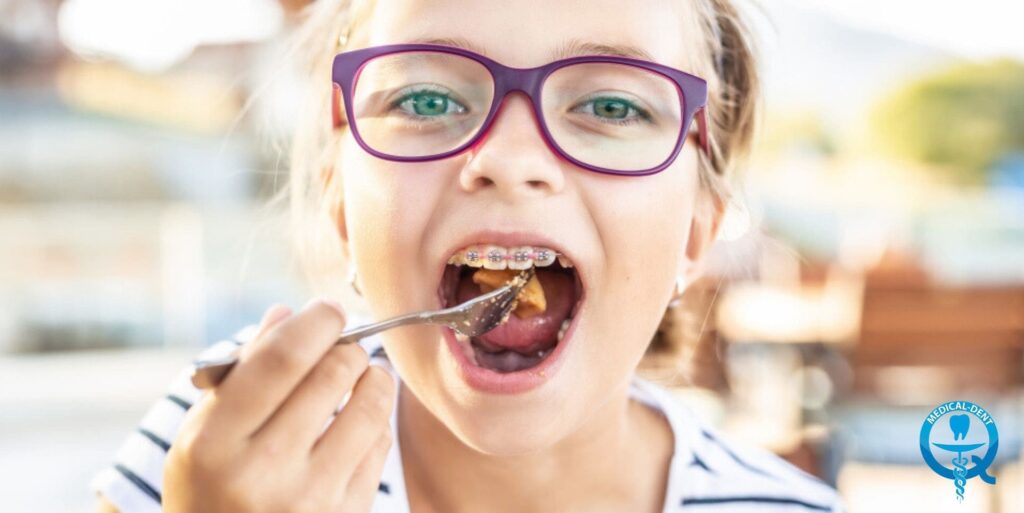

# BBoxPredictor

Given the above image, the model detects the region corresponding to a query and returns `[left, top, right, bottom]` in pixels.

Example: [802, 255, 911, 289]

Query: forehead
[358, 0, 695, 70]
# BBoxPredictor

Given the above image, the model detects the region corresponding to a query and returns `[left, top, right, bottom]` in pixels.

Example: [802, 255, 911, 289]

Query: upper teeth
[448, 245, 569, 270]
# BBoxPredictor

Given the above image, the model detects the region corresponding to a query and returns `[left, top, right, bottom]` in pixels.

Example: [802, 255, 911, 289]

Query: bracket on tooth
[448, 245, 567, 269]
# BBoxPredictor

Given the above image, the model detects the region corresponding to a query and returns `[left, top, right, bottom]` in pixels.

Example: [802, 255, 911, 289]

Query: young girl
[92, 0, 844, 511]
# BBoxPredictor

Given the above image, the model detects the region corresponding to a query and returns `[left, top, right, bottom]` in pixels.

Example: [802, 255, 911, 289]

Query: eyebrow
[408, 36, 656, 63]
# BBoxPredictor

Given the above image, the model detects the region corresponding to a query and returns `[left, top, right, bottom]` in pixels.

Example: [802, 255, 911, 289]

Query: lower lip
[440, 304, 582, 395]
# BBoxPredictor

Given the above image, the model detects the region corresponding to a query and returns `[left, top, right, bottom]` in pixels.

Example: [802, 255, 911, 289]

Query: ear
[679, 191, 726, 286]
[324, 166, 351, 260]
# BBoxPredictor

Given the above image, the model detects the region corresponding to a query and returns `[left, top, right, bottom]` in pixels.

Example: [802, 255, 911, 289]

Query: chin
[443, 406, 570, 457]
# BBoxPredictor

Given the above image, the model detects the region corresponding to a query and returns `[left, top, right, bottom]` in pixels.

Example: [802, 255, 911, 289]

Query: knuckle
[367, 365, 397, 397]
[172, 424, 216, 469]
[320, 298, 347, 320]
[335, 344, 370, 378]
[308, 299, 347, 331]
[290, 494, 324, 513]
[219, 475, 250, 507]
[378, 428, 394, 449]
[317, 348, 367, 389]
[350, 400, 390, 429]
[262, 337, 308, 375]
[253, 433, 290, 462]
[360, 366, 396, 418]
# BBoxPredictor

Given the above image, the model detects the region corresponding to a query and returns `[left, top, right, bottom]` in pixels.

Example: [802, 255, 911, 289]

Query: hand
[163, 299, 396, 513]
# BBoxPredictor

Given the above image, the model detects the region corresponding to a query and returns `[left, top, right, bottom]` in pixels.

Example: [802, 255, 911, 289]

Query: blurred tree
[869, 58, 1024, 184]
[756, 108, 837, 157]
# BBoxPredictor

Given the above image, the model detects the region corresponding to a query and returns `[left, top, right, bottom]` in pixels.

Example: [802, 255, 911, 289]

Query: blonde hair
[267, 0, 763, 378]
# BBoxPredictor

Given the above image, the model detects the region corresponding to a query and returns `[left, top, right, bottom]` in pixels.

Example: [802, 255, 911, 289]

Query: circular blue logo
[919, 400, 999, 502]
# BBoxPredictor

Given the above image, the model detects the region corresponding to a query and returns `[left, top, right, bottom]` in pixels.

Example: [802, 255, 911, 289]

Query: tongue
[455, 269, 575, 354]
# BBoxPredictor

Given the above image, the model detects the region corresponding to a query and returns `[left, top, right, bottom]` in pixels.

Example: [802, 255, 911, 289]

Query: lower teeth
[454, 316, 572, 373]
[556, 317, 570, 340]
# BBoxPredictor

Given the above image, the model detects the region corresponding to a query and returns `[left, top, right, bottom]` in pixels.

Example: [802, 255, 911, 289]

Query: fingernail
[303, 297, 345, 318]
[259, 303, 292, 331]
[322, 298, 345, 318]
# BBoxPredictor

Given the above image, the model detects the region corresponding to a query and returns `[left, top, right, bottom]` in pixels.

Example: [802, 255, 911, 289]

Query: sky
[55, 0, 1024, 72]
[788, 0, 1024, 61]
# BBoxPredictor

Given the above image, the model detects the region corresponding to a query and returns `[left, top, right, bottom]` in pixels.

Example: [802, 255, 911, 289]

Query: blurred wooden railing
[851, 268, 1024, 401]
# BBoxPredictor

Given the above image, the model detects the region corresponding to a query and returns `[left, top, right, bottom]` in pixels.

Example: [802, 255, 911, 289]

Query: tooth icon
[949, 414, 970, 441]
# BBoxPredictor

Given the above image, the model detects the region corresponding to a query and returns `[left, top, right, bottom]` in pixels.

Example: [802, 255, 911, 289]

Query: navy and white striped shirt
[91, 321, 845, 512]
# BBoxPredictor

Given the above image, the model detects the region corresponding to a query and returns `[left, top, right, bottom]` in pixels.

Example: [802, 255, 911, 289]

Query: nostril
[527, 180, 545, 188]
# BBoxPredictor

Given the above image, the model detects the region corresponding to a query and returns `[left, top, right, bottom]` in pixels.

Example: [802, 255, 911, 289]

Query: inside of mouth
[440, 260, 582, 373]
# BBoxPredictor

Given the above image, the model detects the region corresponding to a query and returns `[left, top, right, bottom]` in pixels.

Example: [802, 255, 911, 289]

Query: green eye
[592, 98, 630, 119]
[570, 95, 651, 125]
[396, 91, 466, 117]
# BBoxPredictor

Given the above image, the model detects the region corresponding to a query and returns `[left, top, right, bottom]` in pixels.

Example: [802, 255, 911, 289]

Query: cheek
[602, 162, 696, 278]
[339, 148, 449, 313]
[585, 157, 698, 352]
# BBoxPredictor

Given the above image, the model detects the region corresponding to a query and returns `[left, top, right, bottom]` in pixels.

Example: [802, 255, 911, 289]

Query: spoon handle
[190, 311, 430, 389]
[190, 278, 521, 390]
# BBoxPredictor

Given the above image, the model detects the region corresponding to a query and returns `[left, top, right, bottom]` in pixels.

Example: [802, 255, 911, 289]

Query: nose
[458, 93, 566, 199]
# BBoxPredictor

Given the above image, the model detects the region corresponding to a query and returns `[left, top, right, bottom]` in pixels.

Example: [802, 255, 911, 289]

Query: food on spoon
[472, 268, 546, 318]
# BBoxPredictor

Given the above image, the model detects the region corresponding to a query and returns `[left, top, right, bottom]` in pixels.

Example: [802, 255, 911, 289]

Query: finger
[253, 341, 370, 448]
[329, 428, 393, 512]
[206, 298, 348, 437]
[231, 303, 293, 373]
[258, 303, 293, 334]
[311, 365, 396, 480]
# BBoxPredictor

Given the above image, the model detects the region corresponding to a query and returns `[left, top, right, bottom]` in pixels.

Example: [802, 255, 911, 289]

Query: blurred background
[1, 0, 1021, 511]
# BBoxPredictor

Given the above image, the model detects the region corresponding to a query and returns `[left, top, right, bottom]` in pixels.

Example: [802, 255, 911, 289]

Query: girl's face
[335, 0, 719, 454]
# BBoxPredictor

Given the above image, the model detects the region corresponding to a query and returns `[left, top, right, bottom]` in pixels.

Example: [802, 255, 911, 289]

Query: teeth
[454, 332, 479, 366]
[482, 245, 508, 270]
[533, 248, 556, 267]
[464, 246, 484, 267]
[557, 317, 571, 341]
[508, 246, 533, 270]
[448, 244, 568, 269]
[535, 347, 550, 358]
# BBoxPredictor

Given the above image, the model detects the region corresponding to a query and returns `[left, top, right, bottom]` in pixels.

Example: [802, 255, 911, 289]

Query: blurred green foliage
[758, 108, 837, 157]
[869, 58, 1024, 184]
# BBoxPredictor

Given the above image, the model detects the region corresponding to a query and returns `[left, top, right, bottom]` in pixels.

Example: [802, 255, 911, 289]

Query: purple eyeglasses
[331, 43, 709, 176]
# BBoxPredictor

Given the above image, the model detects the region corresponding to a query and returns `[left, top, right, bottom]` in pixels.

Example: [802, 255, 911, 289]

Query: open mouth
[438, 244, 584, 374]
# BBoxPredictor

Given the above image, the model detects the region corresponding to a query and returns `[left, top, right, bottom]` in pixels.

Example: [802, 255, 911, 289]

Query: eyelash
[569, 96, 653, 126]
[386, 88, 654, 130]
[389, 86, 468, 118]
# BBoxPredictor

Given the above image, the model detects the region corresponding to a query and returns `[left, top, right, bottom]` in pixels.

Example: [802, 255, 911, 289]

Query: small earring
[347, 265, 362, 296]
[668, 276, 687, 308]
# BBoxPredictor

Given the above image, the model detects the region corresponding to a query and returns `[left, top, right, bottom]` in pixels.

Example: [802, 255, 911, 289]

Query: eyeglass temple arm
[332, 83, 343, 127]
[696, 106, 710, 157]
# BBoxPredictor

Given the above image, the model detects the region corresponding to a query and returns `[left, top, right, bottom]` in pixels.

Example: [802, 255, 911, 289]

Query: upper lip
[434, 228, 587, 308]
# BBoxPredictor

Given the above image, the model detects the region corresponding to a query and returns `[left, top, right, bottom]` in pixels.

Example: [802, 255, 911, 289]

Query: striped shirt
[91, 321, 845, 512]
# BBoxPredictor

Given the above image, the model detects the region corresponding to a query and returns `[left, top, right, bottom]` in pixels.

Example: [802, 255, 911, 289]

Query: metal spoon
[191, 267, 536, 389]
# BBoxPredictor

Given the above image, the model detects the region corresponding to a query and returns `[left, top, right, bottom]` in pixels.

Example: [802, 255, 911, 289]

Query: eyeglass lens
[350, 51, 685, 172]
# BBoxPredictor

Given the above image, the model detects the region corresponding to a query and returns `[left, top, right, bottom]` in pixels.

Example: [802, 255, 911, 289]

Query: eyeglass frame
[331, 43, 710, 176]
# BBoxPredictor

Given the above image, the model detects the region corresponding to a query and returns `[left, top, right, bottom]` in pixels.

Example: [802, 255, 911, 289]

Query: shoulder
[635, 379, 845, 512]
[681, 424, 844, 511]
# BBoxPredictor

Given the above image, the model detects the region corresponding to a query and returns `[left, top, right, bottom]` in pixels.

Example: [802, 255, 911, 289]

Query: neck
[397, 378, 674, 513]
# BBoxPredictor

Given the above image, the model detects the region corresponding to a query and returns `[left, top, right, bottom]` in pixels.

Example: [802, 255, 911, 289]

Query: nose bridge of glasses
[469, 63, 561, 154]
[470, 89, 554, 158]
[491, 62, 546, 98]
